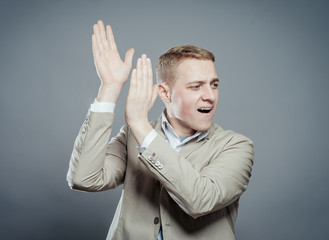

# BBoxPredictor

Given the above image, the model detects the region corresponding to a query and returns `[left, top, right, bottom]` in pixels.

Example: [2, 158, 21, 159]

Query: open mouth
[197, 108, 212, 113]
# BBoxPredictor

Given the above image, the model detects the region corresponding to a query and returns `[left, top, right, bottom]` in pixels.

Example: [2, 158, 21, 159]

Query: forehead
[175, 59, 218, 84]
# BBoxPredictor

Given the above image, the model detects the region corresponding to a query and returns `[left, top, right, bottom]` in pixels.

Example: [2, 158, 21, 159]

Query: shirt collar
[160, 111, 208, 143]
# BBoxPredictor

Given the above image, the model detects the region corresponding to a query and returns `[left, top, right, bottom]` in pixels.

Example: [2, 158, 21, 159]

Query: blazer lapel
[179, 137, 209, 159]
[180, 123, 216, 159]
[153, 116, 215, 159]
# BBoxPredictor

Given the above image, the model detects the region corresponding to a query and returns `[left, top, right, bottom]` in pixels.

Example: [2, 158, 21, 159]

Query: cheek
[215, 92, 219, 104]
[178, 94, 198, 115]
[172, 92, 195, 116]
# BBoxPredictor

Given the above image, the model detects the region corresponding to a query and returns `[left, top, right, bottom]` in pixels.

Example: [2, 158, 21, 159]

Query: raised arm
[67, 21, 134, 191]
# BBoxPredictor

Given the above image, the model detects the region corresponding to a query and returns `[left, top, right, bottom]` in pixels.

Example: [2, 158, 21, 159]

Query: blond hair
[156, 45, 215, 87]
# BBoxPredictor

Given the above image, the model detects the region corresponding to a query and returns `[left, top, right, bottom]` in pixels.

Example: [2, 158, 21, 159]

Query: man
[67, 20, 254, 240]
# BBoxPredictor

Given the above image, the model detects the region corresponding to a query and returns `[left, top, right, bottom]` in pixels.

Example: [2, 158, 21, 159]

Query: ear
[158, 83, 172, 103]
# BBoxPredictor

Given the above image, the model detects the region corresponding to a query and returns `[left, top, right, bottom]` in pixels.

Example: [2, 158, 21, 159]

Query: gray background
[1, 0, 328, 239]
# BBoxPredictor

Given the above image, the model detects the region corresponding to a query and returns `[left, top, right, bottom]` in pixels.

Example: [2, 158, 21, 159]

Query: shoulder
[207, 124, 254, 169]
[208, 123, 254, 148]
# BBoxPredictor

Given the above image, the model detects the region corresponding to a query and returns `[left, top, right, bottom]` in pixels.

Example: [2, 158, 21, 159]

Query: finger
[142, 54, 148, 91]
[91, 34, 99, 56]
[124, 48, 135, 68]
[147, 58, 153, 97]
[106, 25, 117, 50]
[98, 20, 109, 49]
[93, 24, 104, 51]
[147, 58, 153, 81]
[136, 58, 142, 93]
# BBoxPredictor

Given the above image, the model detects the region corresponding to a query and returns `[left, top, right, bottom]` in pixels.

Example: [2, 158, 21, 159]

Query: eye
[211, 82, 219, 88]
[190, 85, 200, 90]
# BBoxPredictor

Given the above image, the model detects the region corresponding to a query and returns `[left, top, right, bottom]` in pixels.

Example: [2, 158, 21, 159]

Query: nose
[201, 85, 216, 102]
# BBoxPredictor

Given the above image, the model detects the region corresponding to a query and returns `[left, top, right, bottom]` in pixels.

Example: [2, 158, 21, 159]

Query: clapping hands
[92, 20, 157, 143]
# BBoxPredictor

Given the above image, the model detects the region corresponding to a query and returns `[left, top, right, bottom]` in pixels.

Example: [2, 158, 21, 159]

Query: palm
[92, 21, 134, 86]
[95, 49, 130, 85]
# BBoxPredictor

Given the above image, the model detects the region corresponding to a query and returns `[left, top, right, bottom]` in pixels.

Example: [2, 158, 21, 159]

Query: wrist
[96, 83, 124, 103]
[128, 120, 153, 146]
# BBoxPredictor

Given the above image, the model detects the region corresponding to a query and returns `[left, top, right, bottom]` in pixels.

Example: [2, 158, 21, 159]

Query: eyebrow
[186, 78, 219, 86]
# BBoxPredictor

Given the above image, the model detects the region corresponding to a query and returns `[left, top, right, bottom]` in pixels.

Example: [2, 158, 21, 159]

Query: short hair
[156, 45, 215, 87]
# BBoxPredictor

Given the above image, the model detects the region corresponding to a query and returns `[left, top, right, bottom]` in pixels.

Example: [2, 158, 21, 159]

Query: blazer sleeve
[138, 131, 254, 219]
[66, 110, 128, 192]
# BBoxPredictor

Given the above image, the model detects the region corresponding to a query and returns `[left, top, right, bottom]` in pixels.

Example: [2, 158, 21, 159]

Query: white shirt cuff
[137, 129, 158, 153]
[90, 98, 116, 112]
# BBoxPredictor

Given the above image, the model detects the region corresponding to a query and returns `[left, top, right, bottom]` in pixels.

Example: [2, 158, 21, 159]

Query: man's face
[165, 58, 219, 136]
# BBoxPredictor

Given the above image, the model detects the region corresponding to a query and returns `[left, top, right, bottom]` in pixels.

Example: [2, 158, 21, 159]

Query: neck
[164, 110, 196, 137]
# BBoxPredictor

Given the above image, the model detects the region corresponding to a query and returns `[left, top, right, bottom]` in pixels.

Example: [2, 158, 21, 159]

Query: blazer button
[154, 217, 159, 225]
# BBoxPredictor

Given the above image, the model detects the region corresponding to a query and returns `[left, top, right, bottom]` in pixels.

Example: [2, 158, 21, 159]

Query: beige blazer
[67, 110, 254, 240]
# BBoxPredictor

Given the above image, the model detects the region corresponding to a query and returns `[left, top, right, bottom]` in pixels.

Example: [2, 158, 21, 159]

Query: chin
[193, 122, 212, 132]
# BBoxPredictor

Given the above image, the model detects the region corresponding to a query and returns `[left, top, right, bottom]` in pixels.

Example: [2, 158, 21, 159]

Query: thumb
[124, 48, 135, 66]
